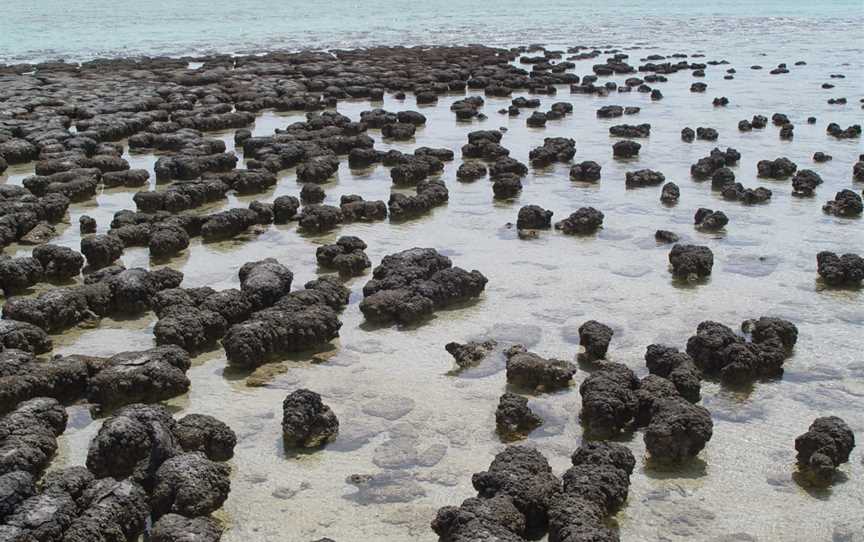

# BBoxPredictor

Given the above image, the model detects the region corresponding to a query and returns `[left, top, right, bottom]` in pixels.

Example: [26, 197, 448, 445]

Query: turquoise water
[0, 0, 862, 64]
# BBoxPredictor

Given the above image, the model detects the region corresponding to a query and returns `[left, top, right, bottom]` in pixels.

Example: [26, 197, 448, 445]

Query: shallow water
[2, 33, 864, 542]
[1, 0, 863, 64]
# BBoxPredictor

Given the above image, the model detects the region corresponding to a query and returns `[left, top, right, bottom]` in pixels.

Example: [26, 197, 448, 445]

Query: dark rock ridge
[360, 248, 487, 325]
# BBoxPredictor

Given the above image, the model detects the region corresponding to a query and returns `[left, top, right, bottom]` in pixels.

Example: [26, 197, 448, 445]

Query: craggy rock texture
[757, 157, 797, 179]
[823, 189, 863, 217]
[685, 317, 798, 383]
[223, 276, 349, 368]
[151, 513, 224, 542]
[569, 160, 601, 182]
[282, 389, 339, 449]
[3, 266, 183, 332]
[316, 236, 371, 276]
[644, 397, 713, 462]
[516, 205, 553, 230]
[505, 345, 577, 391]
[0, 349, 88, 413]
[0, 397, 67, 476]
[445, 340, 497, 368]
[470, 445, 561, 531]
[668, 244, 714, 278]
[174, 414, 237, 462]
[579, 362, 639, 436]
[0, 320, 52, 354]
[360, 248, 487, 324]
[496, 392, 543, 441]
[694, 208, 729, 231]
[795, 416, 856, 485]
[551, 441, 635, 541]
[625, 169, 664, 188]
[644, 344, 702, 401]
[151, 452, 231, 518]
[555, 207, 604, 234]
[85, 345, 191, 406]
[31, 244, 84, 280]
[578, 320, 614, 360]
[816, 251, 864, 286]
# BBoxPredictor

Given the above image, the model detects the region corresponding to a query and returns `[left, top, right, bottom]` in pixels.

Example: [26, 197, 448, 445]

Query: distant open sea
[0, 0, 862, 64]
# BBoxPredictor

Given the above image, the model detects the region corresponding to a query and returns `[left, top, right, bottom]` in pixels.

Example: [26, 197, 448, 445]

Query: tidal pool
[2, 39, 862, 541]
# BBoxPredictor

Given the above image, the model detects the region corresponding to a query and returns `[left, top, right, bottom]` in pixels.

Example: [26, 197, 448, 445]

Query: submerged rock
[495, 393, 543, 441]
[282, 389, 339, 449]
[360, 248, 487, 325]
[505, 345, 576, 391]
[795, 416, 855, 485]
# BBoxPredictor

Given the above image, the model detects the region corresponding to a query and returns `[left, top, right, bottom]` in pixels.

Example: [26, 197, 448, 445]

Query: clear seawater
[0, 0, 862, 64]
[2, 2, 864, 542]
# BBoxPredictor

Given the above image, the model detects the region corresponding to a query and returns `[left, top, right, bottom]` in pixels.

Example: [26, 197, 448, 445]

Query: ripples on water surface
[2, 2, 864, 541]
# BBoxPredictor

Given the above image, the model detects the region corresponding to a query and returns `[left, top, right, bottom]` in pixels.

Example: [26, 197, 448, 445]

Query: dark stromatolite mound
[655, 230, 679, 244]
[2, 266, 181, 332]
[0, 397, 67, 477]
[694, 208, 729, 231]
[757, 157, 797, 179]
[432, 494, 526, 541]
[634, 374, 679, 427]
[612, 140, 640, 158]
[172, 414, 237, 462]
[0, 471, 34, 522]
[610, 123, 650, 138]
[298, 204, 344, 232]
[496, 393, 543, 441]
[661, 182, 680, 203]
[471, 445, 561, 531]
[555, 207, 604, 234]
[690, 147, 740, 180]
[62, 477, 150, 542]
[31, 244, 84, 280]
[558, 441, 635, 538]
[816, 251, 864, 286]
[457, 162, 487, 181]
[723, 183, 772, 204]
[151, 513, 224, 542]
[685, 318, 798, 383]
[823, 189, 863, 217]
[151, 452, 231, 518]
[625, 169, 665, 188]
[579, 362, 639, 437]
[223, 276, 349, 368]
[668, 244, 713, 278]
[790, 169, 823, 197]
[644, 344, 701, 401]
[239, 258, 294, 310]
[316, 236, 371, 276]
[86, 403, 182, 485]
[0, 256, 43, 293]
[644, 396, 713, 462]
[0, 350, 88, 413]
[854, 160, 864, 182]
[505, 345, 576, 391]
[80, 233, 125, 269]
[529, 138, 575, 167]
[282, 389, 339, 449]
[359, 248, 487, 324]
[795, 416, 855, 485]
[578, 320, 613, 360]
[569, 160, 601, 182]
[388, 180, 449, 219]
[516, 205, 554, 230]
[340, 195, 387, 222]
[445, 339, 497, 368]
[81, 345, 191, 406]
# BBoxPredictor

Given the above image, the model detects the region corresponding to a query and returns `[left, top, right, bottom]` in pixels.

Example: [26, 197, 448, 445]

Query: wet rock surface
[0, 39, 860, 541]
[360, 248, 487, 324]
